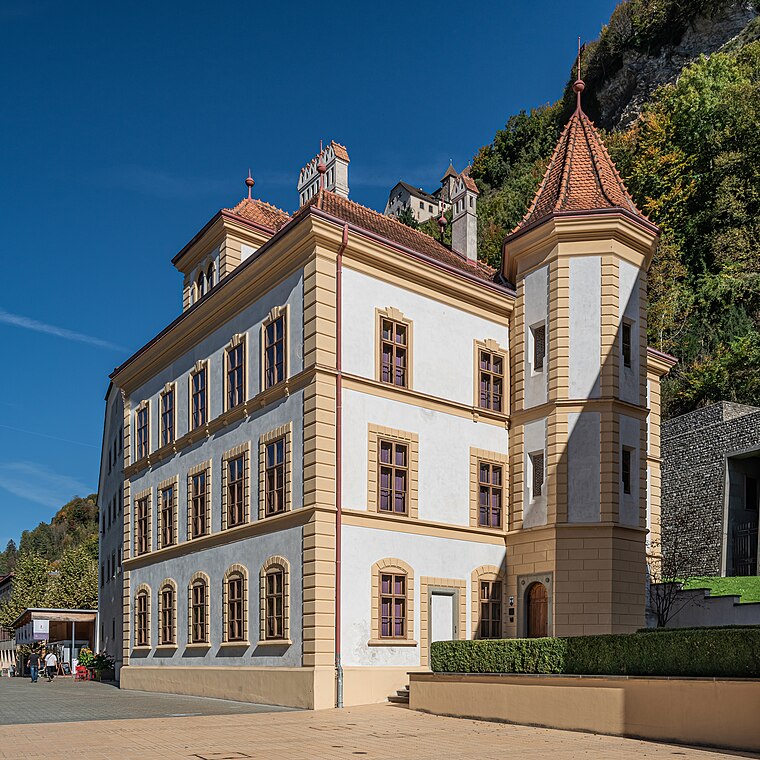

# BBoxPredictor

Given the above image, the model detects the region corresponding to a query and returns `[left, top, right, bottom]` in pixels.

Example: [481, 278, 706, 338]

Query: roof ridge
[225, 196, 291, 218]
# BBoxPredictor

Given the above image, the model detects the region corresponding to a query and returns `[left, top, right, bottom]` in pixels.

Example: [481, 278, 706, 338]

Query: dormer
[297, 141, 350, 206]
[173, 176, 290, 312]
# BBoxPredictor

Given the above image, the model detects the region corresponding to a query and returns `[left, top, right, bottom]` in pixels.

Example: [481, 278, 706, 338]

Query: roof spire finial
[437, 202, 447, 244]
[317, 138, 327, 192]
[573, 37, 586, 112]
[245, 168, 255, 199]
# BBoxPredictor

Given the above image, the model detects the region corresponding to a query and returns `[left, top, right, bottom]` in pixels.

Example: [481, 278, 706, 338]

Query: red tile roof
[298, 190, 497, 283]
[331, 141, 350, 162]
[514, 107, 647, 232]
[225, 197, 291, 231]
[461, 173, 479, 195]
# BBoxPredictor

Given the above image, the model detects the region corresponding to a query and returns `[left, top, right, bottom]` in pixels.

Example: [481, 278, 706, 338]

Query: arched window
[196, 271, 206, 300]
[188, 573, 210, 644]
[206, 262, 215, 290]
[370, 558, 414, 643]
[134, 585, 151, 648]
[471, 565, 504, 640]
[222, 565, 248, 643]
[260, 557, 290, 642]
[158, 579, 177, 646]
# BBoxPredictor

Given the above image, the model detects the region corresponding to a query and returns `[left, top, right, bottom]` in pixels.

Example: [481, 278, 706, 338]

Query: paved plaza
[0, 678, 756, 760]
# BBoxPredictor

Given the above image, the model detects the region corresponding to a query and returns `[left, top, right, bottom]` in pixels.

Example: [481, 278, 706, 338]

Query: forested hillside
[469, 0, 760, 417]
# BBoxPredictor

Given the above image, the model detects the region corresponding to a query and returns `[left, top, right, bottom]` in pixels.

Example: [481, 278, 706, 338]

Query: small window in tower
[529, 451, 544, 499]
[622, 321, 632, 368]
[531, 324, 546, 372]
[470, 196, 474, 207]
[622, 448, 632, 495]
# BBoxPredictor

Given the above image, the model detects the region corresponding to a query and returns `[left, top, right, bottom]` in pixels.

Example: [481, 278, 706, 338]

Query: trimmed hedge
[430, 628, 760, 678]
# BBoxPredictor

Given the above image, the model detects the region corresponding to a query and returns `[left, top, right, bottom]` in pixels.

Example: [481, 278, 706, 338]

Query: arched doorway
[526, 582, 548, 638]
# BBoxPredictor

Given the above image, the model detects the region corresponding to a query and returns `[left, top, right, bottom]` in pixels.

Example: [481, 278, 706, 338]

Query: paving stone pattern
[0, 679, 752, 760]
[0, 677, 292, 725]
[662, 402, 760, 576]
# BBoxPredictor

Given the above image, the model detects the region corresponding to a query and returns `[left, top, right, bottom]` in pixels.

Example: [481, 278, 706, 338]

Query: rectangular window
[622, 322, 632, 369]
[160, 486, 175, 547]
[227, 455, 245, 527]
[136, 496, 149, 555]
[378, 440, 408, 514]
[478, 462, 503, 528]
[191, 583, 207, 643]
[265, 439, 286, 516]
[380, 573, 406, 638]
[530, 451, 545, 498]
[419, 201, 424, 209]
[160, 389, 174, 447]
[136, 594, 148, 647]
[161, 587, 174, 645]
[136, 406, 149, 459]
[227, 343, 245, 409]
[622, 448, 632, 495]
[380, 319, 408, 387]
[227, 576, 244, 641]
[264, 316, 286, 389]
[191, 472, 207, 538]
[191, 367, 207, 429]
[479, 350, 504, 411]
[479, 580, 502, 639]
[531, 324, 546, 372]
[265, 570, 284, 639]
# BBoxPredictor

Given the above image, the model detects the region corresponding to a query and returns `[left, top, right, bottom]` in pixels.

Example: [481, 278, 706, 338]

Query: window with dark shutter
[532, 324, 546, 372]
[531, 452, 544, 498]
[622, 322, 632, 368]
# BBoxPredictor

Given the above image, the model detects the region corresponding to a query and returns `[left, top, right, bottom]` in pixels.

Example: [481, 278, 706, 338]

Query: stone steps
[388, 685, 409, 704]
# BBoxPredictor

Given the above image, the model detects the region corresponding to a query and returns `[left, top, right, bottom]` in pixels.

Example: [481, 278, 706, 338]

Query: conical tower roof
[511, 95, 649, 234]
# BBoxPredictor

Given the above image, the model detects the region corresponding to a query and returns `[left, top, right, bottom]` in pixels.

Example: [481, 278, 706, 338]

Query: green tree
[0, 540, 19, 575]
[395, 205, 419, 229]
[0, 551, 50, 634]
[46, 544, 98, 610]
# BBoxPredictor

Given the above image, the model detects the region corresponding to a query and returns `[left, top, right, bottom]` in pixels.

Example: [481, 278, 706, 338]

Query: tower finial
[437, 203, 447, 244]
[573, 37, 586, 111]
[245, 169, 255, 199]
[317, 138, 327, 192]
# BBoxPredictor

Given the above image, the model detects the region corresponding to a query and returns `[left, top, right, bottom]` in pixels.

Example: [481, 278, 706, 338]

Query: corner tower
[503, 74, 660, 636]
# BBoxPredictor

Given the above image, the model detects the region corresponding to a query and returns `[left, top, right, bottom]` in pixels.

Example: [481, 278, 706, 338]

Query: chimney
[297, 141, 350, 206]
[451, 172, 479, 262]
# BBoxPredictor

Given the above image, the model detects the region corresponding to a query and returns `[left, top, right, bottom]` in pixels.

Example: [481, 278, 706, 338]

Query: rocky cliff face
[598, 1, 758, 130]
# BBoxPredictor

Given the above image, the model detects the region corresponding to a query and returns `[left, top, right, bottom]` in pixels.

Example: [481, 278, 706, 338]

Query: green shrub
[431, 628, 760, 678]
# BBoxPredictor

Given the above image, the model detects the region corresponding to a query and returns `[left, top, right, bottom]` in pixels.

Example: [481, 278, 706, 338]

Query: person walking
[28, 651, 40, 683]
[44, 650, 57, 682]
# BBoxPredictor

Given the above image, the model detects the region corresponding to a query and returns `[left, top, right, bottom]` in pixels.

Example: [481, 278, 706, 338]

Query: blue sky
[0, 0, 617, 548]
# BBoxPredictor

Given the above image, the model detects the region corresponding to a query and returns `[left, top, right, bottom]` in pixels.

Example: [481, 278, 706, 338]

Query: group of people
[27, 649, 58, 683]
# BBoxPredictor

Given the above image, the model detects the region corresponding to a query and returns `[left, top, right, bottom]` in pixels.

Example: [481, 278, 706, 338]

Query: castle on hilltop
[98, 79, 674, 710]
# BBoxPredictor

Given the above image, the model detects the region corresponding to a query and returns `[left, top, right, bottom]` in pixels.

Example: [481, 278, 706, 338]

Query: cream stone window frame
[367, 424, 419, 519]
[156, 476, 179, 550]
[157, 578, 178, 647]
[187, 571, 210, 645]
[473, 339, 508, 413]
[370, 558, 416, 646]
[258, 423, 292, 519]
[261, 305, 290, 392]
[222, 564, 249, 644]
[221, 443, 250, 530]
[187, 460, 212, 540]
[133, 487, 152, 556]
[134, 400, 150, 461]
[159, 382, 176, 448]
[471, 565, 506, 639]
[375, 307, 413, 389]
[188, 359, 210, 432]
[259, 556, 291, 644]
[225, 333, 248, 412]
[133, 583, 151, 649]
[419, 577, 466, 666]
[469, 448, 509, 529]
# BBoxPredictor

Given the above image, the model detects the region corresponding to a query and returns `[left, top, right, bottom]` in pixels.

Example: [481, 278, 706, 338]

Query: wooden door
[527, 582, 548, 638]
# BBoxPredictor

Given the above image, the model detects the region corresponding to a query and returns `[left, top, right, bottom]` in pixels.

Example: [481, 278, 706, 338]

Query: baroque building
[99, 82, 674, 708]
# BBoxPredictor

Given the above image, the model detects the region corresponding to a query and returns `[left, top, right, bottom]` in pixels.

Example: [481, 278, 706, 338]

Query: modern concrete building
[662, 401, 760, 577]
[99, 81, 673, 709]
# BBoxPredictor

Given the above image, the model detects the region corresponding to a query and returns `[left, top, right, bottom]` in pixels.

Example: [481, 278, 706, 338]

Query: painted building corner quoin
[98, 108, 675, 708]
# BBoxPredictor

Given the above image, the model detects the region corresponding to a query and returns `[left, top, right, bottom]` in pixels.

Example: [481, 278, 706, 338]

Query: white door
[430, 591, 457, 644]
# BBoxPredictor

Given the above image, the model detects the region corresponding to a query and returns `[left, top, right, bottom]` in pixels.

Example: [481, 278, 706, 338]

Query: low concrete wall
[120, 665, 335, 709]
[410, 672, 760, 752]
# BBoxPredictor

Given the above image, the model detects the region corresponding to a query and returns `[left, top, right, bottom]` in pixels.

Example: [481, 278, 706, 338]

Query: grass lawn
[682, 576, 760, 603]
